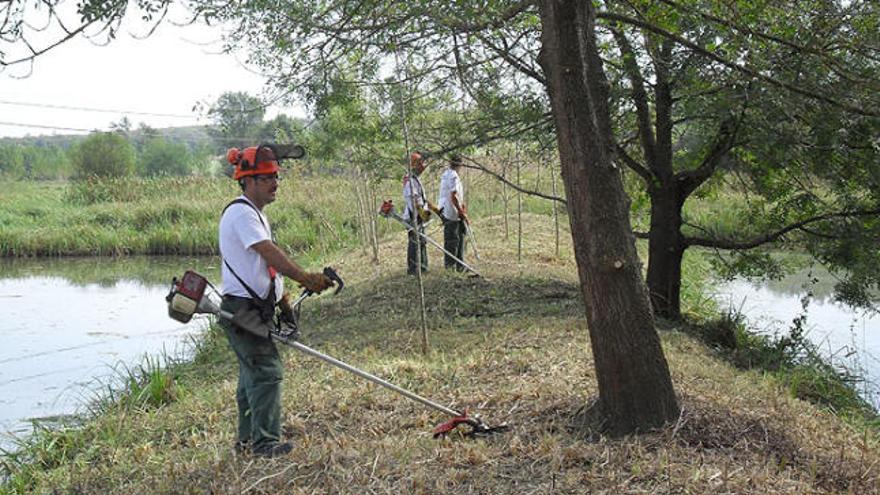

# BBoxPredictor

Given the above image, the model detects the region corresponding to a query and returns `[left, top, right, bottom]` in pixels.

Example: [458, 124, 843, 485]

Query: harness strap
[220, 198, 279, 322]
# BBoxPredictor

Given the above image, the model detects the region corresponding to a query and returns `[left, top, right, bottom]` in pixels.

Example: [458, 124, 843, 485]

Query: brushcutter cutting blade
[432, 412, 509, 439]
[468, 421, 510, 438]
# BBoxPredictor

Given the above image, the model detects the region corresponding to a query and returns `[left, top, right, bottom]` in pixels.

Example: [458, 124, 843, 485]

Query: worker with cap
[437, 154, 469, 271]
[219, 144, 333, 458]
[403, 151, 434, 275]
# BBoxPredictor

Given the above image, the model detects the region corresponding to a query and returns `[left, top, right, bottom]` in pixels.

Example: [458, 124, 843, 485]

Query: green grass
[0, 170, 558, 258]
[2, 214, 878, 494]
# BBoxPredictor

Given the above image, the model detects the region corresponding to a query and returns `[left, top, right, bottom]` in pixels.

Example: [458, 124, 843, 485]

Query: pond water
[0, 256, 220, 448]
[712, 263, 880, 410]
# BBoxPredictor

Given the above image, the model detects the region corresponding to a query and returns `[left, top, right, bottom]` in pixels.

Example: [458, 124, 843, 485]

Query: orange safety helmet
[227, 145, 281, 180]
[410, 151, 425, 170]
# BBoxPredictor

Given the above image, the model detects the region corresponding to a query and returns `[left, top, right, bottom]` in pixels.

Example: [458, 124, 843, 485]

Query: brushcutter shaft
[169, 269, 508, 438]
[277, 337, 463, 418]
[379, 205, 483, 278]
[464, 222, 481, 261]
[207, 290, 462, 418]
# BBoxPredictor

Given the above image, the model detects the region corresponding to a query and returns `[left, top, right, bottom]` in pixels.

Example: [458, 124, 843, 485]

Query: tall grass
[0, 169, 559, 258]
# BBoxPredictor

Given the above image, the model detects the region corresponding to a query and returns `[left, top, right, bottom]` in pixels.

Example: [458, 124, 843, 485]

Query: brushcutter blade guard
[432, 411, 510, 439]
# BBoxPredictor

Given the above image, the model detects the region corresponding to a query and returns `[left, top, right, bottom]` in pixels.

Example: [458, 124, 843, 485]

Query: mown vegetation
[1, 215, 877, 494]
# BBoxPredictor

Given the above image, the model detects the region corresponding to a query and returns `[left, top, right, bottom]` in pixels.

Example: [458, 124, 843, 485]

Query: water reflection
[714, 265, 880, 410]
[0, 256, 220, 446]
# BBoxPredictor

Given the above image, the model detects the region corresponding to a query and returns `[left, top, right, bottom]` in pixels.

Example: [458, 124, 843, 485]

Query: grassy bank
[2, 214, 877, 494]
[0, 167, 556, 258]
[0, 176, 368, 257]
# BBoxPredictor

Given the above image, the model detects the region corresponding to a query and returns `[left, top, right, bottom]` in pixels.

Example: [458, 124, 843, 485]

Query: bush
[69, 132, 135, 179]
[138, 138, 192, 177]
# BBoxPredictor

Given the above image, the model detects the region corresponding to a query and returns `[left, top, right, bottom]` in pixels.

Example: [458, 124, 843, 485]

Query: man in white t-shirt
[437, 154, 469, 271]
[219, 144, 333, 458]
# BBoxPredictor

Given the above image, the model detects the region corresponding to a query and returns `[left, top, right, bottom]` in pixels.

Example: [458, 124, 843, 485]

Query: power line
[0, 120, 287, 145]
[0, 99, 200, 119]
[0, 121, 95, 133]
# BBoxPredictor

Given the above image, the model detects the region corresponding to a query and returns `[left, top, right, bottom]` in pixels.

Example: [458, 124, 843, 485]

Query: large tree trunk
[646, 187, 686, 320]
[538, 0, 679, 434]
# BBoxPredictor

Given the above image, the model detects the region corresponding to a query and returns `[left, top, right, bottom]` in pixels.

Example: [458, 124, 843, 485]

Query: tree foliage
[204, 91, 267, 147]
[0, 142, 73, 180]
[0, 0, 173, 71]
[69, 132, 136, 179]
[138, 137, 193, 176]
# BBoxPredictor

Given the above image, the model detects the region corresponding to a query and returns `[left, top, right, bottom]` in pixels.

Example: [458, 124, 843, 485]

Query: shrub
[69, 132, 135, 179]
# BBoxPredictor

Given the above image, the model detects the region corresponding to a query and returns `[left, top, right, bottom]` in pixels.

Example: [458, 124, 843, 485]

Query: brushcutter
[165, 269, 507, 438]
[463, 221, 482, 262]
[379, 200, 483, 278]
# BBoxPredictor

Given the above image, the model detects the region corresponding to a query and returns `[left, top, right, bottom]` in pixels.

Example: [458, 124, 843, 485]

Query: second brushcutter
[379, 200, 483, 278]
[165, 269, 506, 438]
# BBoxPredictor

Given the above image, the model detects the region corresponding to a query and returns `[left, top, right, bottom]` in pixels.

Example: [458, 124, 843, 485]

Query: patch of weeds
[688, 293, 879, 428]
[0, 419, 88, 491]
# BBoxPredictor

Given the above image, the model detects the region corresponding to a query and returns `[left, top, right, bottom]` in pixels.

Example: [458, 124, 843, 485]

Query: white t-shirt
[219, 196, 284, 302]
[402, 173, 426, 220]
[438, 168, 464, 221]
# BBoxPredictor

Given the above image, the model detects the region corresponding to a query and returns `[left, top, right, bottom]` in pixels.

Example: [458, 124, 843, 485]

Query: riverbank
[0, 171, 554, 258]
[2, 214, 877, 494]
[0, 176, 367, 258]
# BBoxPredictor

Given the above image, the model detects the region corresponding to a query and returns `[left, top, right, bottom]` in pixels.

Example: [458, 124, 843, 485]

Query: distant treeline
[0, 128, 220, 180]
[0, 91, 319, 180]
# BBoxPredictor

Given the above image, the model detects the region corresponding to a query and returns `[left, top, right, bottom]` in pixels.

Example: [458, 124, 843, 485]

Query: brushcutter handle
[300, 266, 345, 298]
[323, 266, 344, 295]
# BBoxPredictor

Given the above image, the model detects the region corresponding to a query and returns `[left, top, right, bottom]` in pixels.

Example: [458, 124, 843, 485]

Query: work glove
[275, 291, 300, 340]
[300, 272, 333, 294]
[418, 207, 432, 222]
[427, 201, 442, 216]
[278, 292, 297, 322]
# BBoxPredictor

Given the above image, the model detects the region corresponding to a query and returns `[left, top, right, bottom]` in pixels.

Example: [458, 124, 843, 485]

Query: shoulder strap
[223, 198, 267, 231]
[224, 259, 262, 301]
[408, 174, 426, 203]
[221, 198, 277, 302]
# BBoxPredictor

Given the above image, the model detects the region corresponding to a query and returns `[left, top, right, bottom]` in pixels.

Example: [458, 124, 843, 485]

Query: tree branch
[611, 27, 657, 168]
[683, 208, 880, 249]
[461, 158, 567, 205]
[596, 11, 880, 117]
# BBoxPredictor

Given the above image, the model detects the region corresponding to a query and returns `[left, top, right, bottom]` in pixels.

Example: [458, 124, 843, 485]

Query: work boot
[233, 440, 251, 454]
[252, 441, 293, 458]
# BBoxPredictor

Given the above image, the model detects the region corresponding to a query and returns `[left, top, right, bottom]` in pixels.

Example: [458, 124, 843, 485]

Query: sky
[0, 11, 299, 139]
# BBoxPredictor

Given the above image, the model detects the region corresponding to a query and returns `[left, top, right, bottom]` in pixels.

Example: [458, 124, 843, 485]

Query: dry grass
[9, 214, 879, 494]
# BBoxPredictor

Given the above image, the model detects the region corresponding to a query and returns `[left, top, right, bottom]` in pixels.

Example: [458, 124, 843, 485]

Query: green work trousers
[443, 220, 467, 271]
[219, 296, 283, 449]
[407, 222, 428, 275]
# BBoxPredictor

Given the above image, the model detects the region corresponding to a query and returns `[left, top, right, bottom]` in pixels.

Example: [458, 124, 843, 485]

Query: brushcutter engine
[165, 267, 344, 329]
[166, 270, 216, 323]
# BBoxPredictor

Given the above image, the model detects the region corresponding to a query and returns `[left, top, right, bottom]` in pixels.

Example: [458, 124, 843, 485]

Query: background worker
[437, 154, 469, 271]
[219, 145, 333, 458]
[403, 151, 431, 275]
